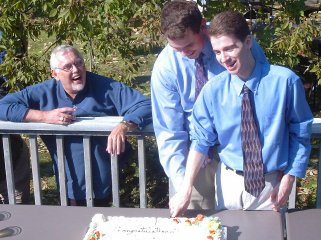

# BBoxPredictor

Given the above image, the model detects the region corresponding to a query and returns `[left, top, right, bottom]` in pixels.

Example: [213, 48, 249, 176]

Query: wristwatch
[120, 120, 132, 128]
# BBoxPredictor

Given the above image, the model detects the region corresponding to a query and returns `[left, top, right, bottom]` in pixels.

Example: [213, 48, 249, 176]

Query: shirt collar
[57, 80, 70, 100]
[232, 61, 262, 96]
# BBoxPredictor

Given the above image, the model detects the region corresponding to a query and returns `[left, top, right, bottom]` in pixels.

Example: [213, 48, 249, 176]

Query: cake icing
[84, 213, 226, 240]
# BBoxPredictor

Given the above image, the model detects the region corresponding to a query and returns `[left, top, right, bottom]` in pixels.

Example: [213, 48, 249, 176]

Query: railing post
[83, 136, 93, 207]
[29, 135, 42, 205]
[56, 135, 67, 206]
[2, 134, 15, 204]
[111, 154, 120, 207]
[138, 136, 147, 208]
[288, 177, 296, 209]
[0, 118, 154, 208]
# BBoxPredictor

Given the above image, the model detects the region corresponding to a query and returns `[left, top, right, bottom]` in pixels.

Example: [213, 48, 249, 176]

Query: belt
[225, 165, 275, 176]
[225, 165, 244, 175]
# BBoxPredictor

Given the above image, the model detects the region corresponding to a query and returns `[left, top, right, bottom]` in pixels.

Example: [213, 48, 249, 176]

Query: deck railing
[0, 117, 154, 208]
[1, 117, 321, 208]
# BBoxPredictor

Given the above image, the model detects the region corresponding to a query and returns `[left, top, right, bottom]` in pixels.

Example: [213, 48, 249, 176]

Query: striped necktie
[241, 85, 265, 197]
[195, 53, 207, 99]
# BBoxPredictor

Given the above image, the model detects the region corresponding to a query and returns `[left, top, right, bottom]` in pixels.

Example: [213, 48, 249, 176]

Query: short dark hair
[208, 10, 250, 42]
[160, 1, 203, 40]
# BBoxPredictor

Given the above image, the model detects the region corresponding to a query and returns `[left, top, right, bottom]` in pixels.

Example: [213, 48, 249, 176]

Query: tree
[0, 0, 165, 91]
[1, 0, 320, 93]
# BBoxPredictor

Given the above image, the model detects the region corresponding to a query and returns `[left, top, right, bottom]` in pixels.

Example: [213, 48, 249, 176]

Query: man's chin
[72, 83, 85, 92]
[184, 52, 198, 59]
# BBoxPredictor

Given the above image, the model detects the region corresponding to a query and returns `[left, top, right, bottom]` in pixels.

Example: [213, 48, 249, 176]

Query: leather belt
[225, 165, 244, 175]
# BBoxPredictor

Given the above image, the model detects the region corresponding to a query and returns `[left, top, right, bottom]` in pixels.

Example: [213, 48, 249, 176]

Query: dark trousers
[68, 195, 112, 207]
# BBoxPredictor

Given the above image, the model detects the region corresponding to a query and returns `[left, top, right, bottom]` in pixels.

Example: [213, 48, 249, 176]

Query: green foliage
[0, 0, 164, 89]
[0, 0, 46, 89]
[258, 9, 321, 68]
[2, 0, 318, 90]
[296, 141, 320, 209]
[199, 0, 247, 18]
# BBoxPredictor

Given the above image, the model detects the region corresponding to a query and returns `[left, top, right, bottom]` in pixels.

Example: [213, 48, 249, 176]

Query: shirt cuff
[190, 141, 210, 156]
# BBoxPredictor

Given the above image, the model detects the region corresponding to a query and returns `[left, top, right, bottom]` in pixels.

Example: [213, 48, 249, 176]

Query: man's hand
[106, 121, 137, 155]
[270, 173, 295, 211]
[169, 150, 205, 217]
[169, 184, 193, 217]
[25, 107, 75, 125]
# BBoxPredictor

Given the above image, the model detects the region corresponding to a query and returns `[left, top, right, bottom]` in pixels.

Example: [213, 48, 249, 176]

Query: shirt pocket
[262, 114, 283, 147]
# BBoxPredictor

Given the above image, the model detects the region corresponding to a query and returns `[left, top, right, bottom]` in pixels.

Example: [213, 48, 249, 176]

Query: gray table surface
[286, 209, 321, 240]
[0, 205, 283, 240]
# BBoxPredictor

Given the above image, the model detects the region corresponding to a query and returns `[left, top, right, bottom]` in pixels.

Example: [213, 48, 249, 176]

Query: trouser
[68, 196, 112, 207]
[169, 159, 217, 209]
[0, 141, 30, 204]
[215, 161, 282, 210]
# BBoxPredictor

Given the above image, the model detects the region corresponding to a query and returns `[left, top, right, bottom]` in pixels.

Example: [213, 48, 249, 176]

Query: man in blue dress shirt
[0, 45, 152, 206]
[169, 10, 313, 216]
[151, 1, 267, 209]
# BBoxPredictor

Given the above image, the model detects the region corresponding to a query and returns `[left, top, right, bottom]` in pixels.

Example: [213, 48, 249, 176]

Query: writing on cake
[84, 214, 226, 240]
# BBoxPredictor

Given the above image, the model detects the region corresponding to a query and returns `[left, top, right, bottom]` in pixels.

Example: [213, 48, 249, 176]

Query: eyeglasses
[54, 58, 84, 72]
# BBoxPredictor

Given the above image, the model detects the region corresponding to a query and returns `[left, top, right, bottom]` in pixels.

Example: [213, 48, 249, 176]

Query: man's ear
[200, 18, 207, 33]
[51, 69, 58, 80]
[245, 35, 253, 49]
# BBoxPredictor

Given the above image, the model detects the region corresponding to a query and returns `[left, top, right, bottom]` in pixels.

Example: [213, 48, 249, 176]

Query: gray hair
[49, 45, 84, 70]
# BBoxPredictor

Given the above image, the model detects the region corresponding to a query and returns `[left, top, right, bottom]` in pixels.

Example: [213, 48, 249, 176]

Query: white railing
[0, 117, 154, 208]
[1, 117, 321, 208]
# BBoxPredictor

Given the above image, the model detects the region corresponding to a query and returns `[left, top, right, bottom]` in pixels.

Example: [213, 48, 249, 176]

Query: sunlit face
[51, 51, 86, 99]
[210, 34, 253, 80]
[167, 27, 205, 59]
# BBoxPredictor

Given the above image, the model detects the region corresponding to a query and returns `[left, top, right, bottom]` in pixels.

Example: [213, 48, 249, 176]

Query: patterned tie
[241, 85, 265, 197]
[195, 53, 207, 99]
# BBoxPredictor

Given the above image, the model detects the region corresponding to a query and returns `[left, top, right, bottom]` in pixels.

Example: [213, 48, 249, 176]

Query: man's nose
[180, 51, 189, 57]
[220, 52, 229, 63]
[71, 64, 79, 72]
[180, 49, 193, 57]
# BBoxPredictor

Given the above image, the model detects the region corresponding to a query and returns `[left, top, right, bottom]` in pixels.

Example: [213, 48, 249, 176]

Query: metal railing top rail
[1, 116, 319, 136]
[312, 118, 321, 136]
[0, 117, 154, 136]
[1, 117, 319, 133]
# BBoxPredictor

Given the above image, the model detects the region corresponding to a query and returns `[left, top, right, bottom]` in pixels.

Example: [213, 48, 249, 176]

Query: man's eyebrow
[223, 44, 237, 49]
[170, 41, 193, 50]
[213, 44, 236, 51]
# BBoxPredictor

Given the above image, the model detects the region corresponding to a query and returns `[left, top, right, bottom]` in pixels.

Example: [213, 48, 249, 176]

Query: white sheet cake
[84, 213, 226, 240]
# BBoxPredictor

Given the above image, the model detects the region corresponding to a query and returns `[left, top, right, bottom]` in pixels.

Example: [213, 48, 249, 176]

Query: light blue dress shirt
[151, 37, 267, 182]
[190, 62, 313, 178]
